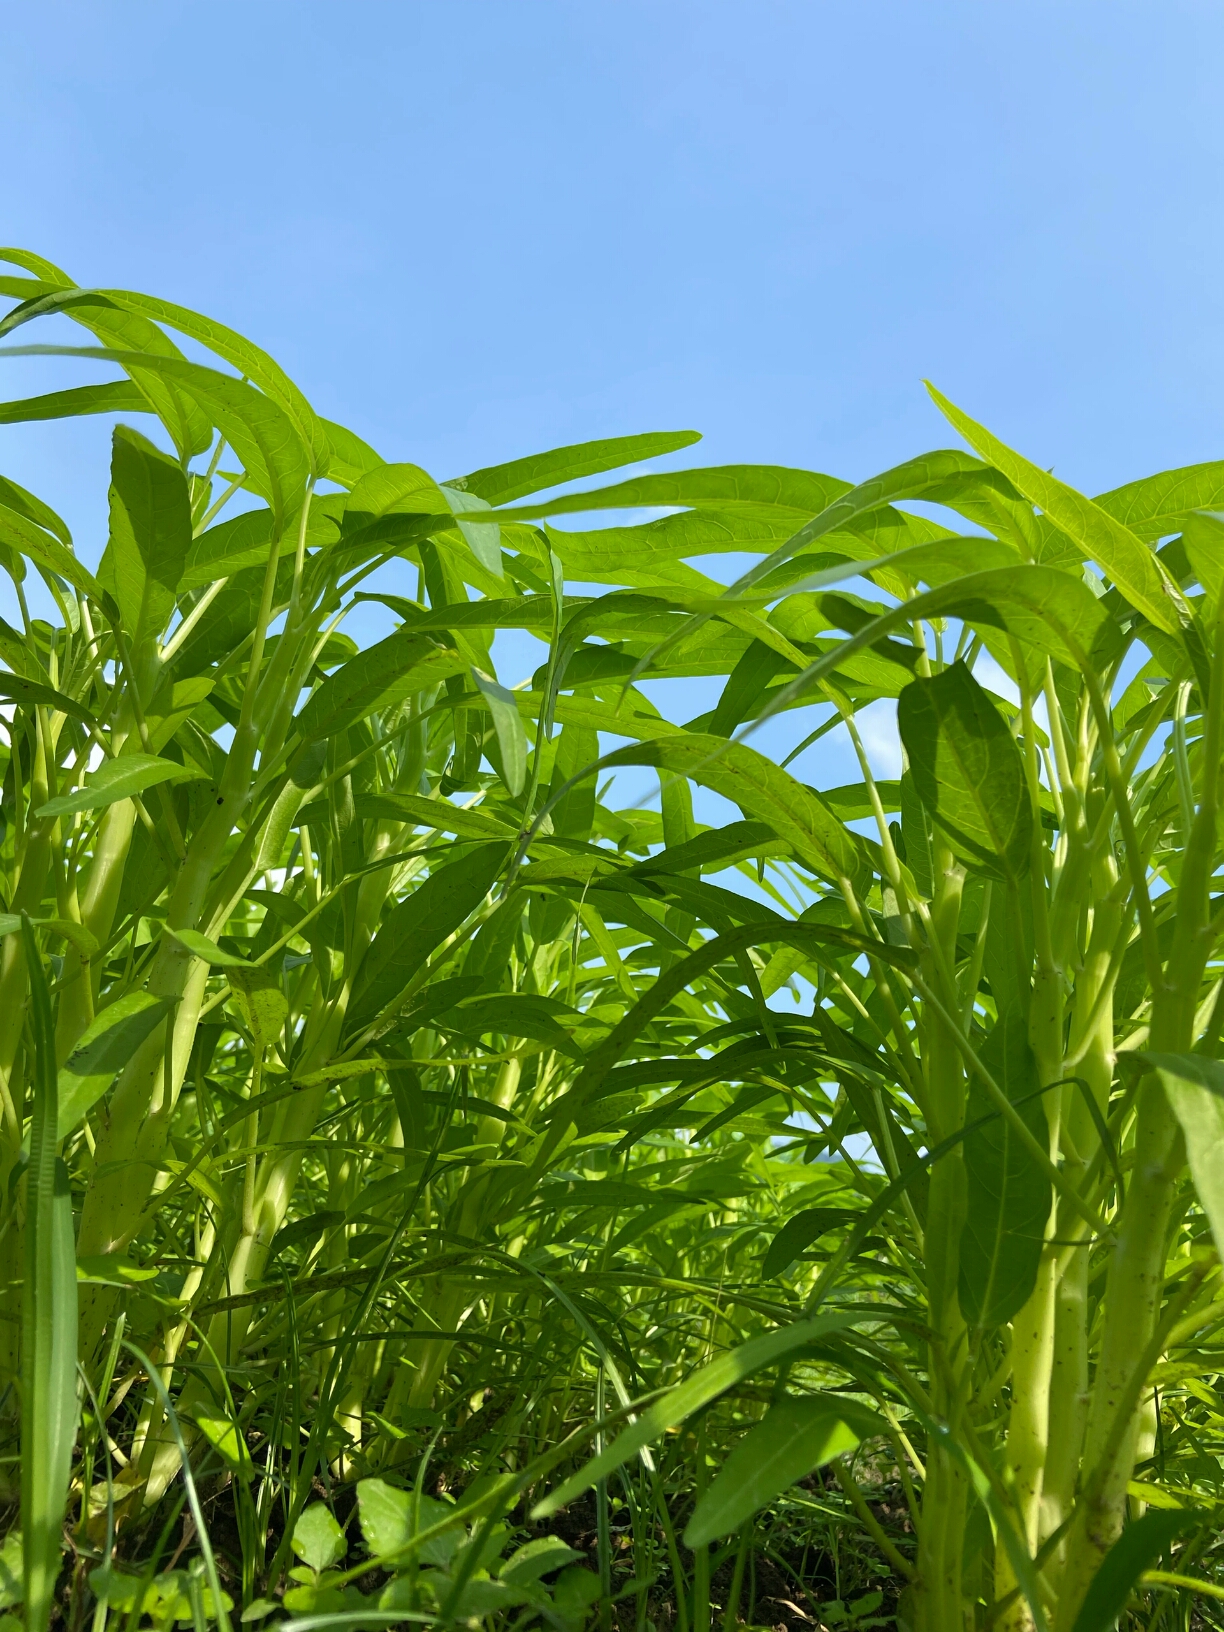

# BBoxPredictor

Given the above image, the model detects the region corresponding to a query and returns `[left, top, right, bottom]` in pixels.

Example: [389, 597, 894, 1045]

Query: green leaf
[20, 918, 78, 1632]
[926, 382, 1180, 634]
[1, 288, 326, 475]
[357, 791, 514, 839]
[295, 627, 464, 742]
[193, 1414, 254, 1481]
[1095, 460, 1224, 540]
[500, 1537, 583, 1586]
[958, 1015, 1051, 1327]
[180, 496, 342, 589]
[104, 425, 192, 642]
[455, 430, 702, 508]
[1070, 1509, 1198, 1632]
[36, 752, 207, 819]
[0, 674, 97, 727]
[0, 501, 99, 599]
[684, 1398, 866, 1547]
[322, 418, 384, 488]
[442, 484, 503, 579]
[346, 841, 509, 1033]
[57, 991, 176, 1138]
[600, 735, 868, 890]
[164, 928, 252, 968]
[472, 669, 528, 796]
[762, 1208, 858, 1279]
[1148, 1054, 1224, 1259]
[0, 474, 72, 548]
[291, 1505, 346, 1574]
[491, 463, 850, 519]
[227, 965, 288, 1054]
[897, 662, 1033, 882]
[532, 1309, 886, 1517]
[0, 1531, 20, 1610]
[0, 380, 148, 427]
[356, 1478, 460, 1566]
[0, 348, 311, 531]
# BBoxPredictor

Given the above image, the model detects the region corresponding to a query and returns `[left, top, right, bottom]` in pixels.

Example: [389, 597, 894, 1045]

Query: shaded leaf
[685, 1398, 870, 1547]
[898, 662, 1032, 882]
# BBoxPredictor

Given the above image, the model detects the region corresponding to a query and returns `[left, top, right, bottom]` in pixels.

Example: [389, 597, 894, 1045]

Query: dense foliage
[1, 248, 1224, 1632]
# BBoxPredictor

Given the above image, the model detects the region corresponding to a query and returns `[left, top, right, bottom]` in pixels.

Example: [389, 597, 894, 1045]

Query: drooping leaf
[898, 662, 1032, 882]
[958, 1015, 1051, 1328]
[0, 501, 98, 599]
[36, 753, 207, 819]
[0, 379, 148, 426]
[533, 1309, 887, 1517]
[762, 1207, 859, 1279]
[0, 673, 97, 727]
[599, 735, 868, 889]
[926, 383, 1179, 634]
[684, 1398, 871, 1547]
[0, 347, 311, 530]
[472, 669, 528, 796]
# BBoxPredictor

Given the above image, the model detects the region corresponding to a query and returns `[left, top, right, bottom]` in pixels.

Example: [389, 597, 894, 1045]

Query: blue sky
[3, 0, 1222, 796]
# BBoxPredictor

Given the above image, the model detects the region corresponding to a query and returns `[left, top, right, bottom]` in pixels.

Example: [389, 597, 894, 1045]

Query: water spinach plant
[1, 246, 1224, 1632]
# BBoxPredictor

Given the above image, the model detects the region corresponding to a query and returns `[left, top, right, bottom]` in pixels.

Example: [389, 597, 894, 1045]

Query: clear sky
[3, 0, 1221, 790]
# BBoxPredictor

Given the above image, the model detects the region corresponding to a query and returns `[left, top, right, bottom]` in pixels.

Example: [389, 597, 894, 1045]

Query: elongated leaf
[959, 1015, 1051, 1327]
[599, 735, 867, 889]
[926, 383, 1179, 634]
[20, 918, 78, 1632]
[1148, 1054, 1224, 1258]
[181, 496, 342, 588]
[0, 501, 98, 599]
[57, 990, 177, 1137]
[0, 474, 72, 548]
[0, 379, 148, 426]
[533, 1309, 885, 1516]
[0, 288, 327, 475]
[685, 1398, 867, 1547]
[1070, 1509, 1198, 1632]
[442, 484, 502, 579]
[165, 927, 252, 968]
[0, 347, 311, 529]
[898, 663, 1032, 882]
[358, 791, 514, 838]
[36, 752, 207, 819]
[295, 628, 463, 742]
[104, 425, 191, 642]
[472, 669, 528, 795]
[1096, 460, 1224, 540]
[491, 463, 850, 519]
[455, 431, 702, 508]
[0, 674, 97, 727]
[346, 842, 509, 1033]
[762, 1207, 858, 1279]
[753, 564, 1111, 740]
[322, 418, 384, 488]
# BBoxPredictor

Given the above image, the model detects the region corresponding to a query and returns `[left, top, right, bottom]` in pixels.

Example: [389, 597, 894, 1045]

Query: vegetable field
[2, 247, 1224, 1632]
